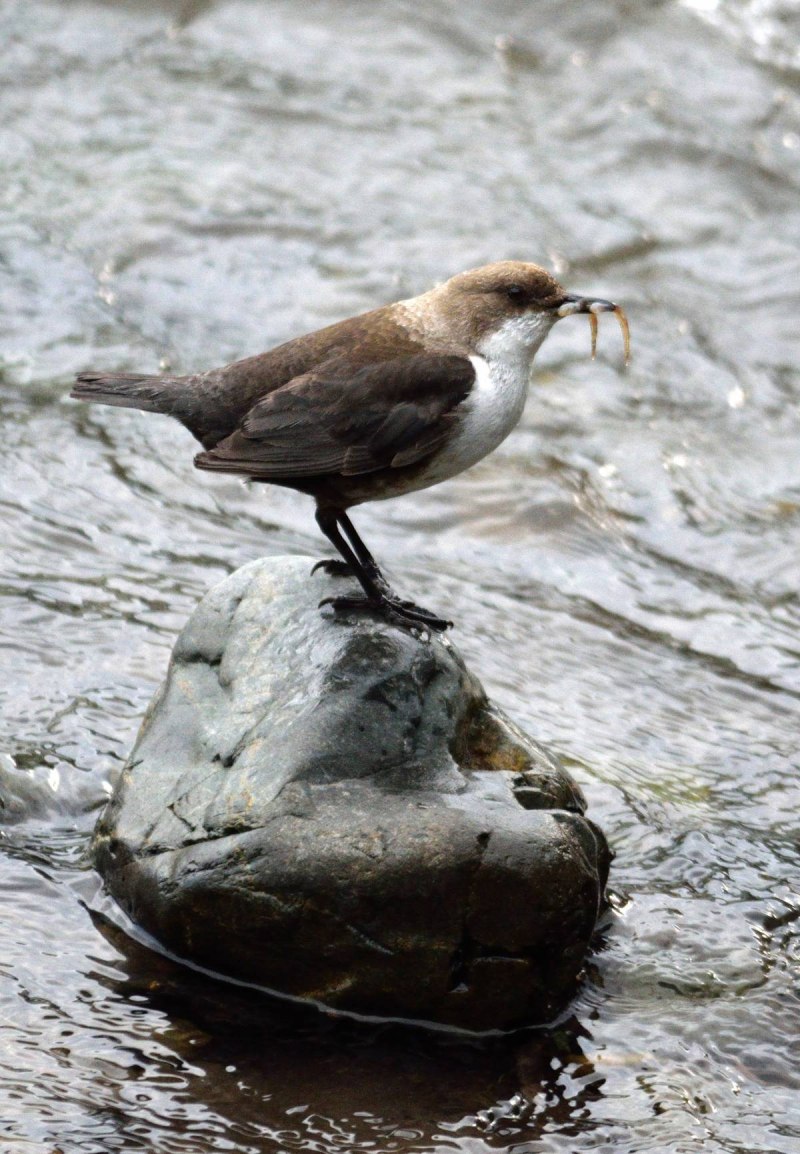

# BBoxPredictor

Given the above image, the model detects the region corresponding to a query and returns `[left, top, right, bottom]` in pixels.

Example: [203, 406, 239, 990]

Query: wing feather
[194, 355, 474, 480]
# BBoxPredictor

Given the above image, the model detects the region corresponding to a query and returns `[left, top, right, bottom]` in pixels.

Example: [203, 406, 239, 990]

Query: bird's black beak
[556, 294, 618, 317]
[554, 294, 631, 363]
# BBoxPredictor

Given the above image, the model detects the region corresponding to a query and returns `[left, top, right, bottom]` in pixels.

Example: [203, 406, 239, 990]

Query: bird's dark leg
[337, 511, 389, 588]
[338, 511, 453, 618]
[309, 509, 380, 581]
[314, 506, 451, 631]
[313, 507, 377, 590]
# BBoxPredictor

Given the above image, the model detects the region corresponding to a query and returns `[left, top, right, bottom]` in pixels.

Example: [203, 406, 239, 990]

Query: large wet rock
[94, 556, 610, 1032]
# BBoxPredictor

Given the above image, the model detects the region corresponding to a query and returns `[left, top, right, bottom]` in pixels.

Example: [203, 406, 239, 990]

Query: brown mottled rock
[94, 556, 610, 1032]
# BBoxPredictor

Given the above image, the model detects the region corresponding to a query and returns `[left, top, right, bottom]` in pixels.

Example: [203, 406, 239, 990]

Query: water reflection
[86, 903, 614, 1152]
[0, 829, 602, 1151]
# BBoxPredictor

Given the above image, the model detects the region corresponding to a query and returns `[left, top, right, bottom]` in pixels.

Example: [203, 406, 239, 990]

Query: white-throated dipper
[72, 261, 629, 630]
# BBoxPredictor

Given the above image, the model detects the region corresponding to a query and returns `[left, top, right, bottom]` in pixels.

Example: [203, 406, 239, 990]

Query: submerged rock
[94, 556, 610, 1032]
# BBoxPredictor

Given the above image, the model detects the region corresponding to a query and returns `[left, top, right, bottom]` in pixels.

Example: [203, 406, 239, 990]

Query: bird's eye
[505, 285, 526, 302]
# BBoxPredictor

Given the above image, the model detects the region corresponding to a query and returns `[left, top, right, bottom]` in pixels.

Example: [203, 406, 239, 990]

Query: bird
[72, 261, 629, 631]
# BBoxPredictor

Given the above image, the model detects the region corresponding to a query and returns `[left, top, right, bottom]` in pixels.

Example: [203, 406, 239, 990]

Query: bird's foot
[311, 558, 354, 578]
[319, 594, 452, 633]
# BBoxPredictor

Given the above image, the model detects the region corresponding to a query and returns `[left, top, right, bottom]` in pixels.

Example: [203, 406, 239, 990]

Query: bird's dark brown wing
[193, 354, 475, 479]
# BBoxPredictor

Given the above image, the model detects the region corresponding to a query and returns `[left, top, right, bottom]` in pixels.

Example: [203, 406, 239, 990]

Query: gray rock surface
[94, 556, 610, 1032]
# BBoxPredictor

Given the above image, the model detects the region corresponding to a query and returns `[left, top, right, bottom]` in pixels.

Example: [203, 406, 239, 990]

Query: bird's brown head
[445, 261, 567, 314]
[401, 261, 630, 363]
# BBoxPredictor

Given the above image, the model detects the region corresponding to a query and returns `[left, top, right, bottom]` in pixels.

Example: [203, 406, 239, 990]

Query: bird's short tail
[71, 371, 177, 414]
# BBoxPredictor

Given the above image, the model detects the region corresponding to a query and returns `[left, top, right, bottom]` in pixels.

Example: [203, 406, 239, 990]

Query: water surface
[1, 1, 799, 1150]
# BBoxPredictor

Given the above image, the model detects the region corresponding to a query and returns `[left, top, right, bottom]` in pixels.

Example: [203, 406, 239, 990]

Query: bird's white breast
[368, 310, 555, 501]
[412, 353, 530, 489]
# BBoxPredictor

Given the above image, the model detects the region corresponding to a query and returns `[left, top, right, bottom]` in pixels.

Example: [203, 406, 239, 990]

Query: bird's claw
[311, 558, 354, 578]
[318, 594, 452, 633]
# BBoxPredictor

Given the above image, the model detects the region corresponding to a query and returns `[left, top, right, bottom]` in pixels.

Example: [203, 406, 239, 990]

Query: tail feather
[72, 369, 238, 449]
[71, 371, 177, 414]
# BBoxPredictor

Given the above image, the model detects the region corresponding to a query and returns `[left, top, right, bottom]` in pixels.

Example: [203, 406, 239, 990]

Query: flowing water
[1, 0, 799, 1150]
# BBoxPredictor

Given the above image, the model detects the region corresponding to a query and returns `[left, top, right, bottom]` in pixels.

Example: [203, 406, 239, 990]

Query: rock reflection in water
[90, 907, 611, 1151]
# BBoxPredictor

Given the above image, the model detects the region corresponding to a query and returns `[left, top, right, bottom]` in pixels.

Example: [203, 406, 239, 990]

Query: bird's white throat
[476, 309, 558, 366]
